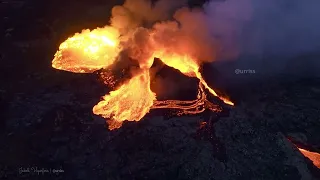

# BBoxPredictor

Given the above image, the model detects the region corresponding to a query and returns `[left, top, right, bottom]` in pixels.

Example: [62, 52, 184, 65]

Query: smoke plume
[111, 0, 219, 68]
[153, 7, 218, 63]
[110, 0, 188, 34]
[111, 0, 320, 78]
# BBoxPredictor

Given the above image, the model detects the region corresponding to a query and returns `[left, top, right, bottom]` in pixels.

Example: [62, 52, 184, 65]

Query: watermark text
[18, 167, 64, 175]
[234, 69, 256, 74]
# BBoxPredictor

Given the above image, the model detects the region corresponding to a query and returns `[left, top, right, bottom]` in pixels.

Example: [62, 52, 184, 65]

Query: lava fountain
[52, 26, 121, 73]
[51, 1, 234, 130]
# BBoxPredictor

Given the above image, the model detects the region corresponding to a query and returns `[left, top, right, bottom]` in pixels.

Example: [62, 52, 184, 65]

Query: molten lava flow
[51, 29, 234, 129]
[298, 148, 320, 168]
[196, 72, 234, 106]
[152, 52, 199, 77]
[153, 52, 234, 105]
[152, 83, 222, 115]
[92, 69, 156, 130]
[52, 26, 121, 73]
[51, 4, 236, 130]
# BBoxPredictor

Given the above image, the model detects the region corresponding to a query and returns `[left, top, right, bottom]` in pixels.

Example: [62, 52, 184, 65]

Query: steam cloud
[111, 0, 320, 77]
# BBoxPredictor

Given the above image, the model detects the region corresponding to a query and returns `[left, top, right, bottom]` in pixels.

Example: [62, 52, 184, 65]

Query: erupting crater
[51, 28, 320, 169]
[50, 0, 319, 173]
[52, 26, 233, 130]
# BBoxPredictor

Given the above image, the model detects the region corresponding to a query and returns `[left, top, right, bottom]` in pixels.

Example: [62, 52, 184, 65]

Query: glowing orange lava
[52, 26, 121, 73]
[298, 148, 320, 168]
[52, 25, 233, 130]
[153, 52, 234, 105]
[93, 69, 156, 130]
